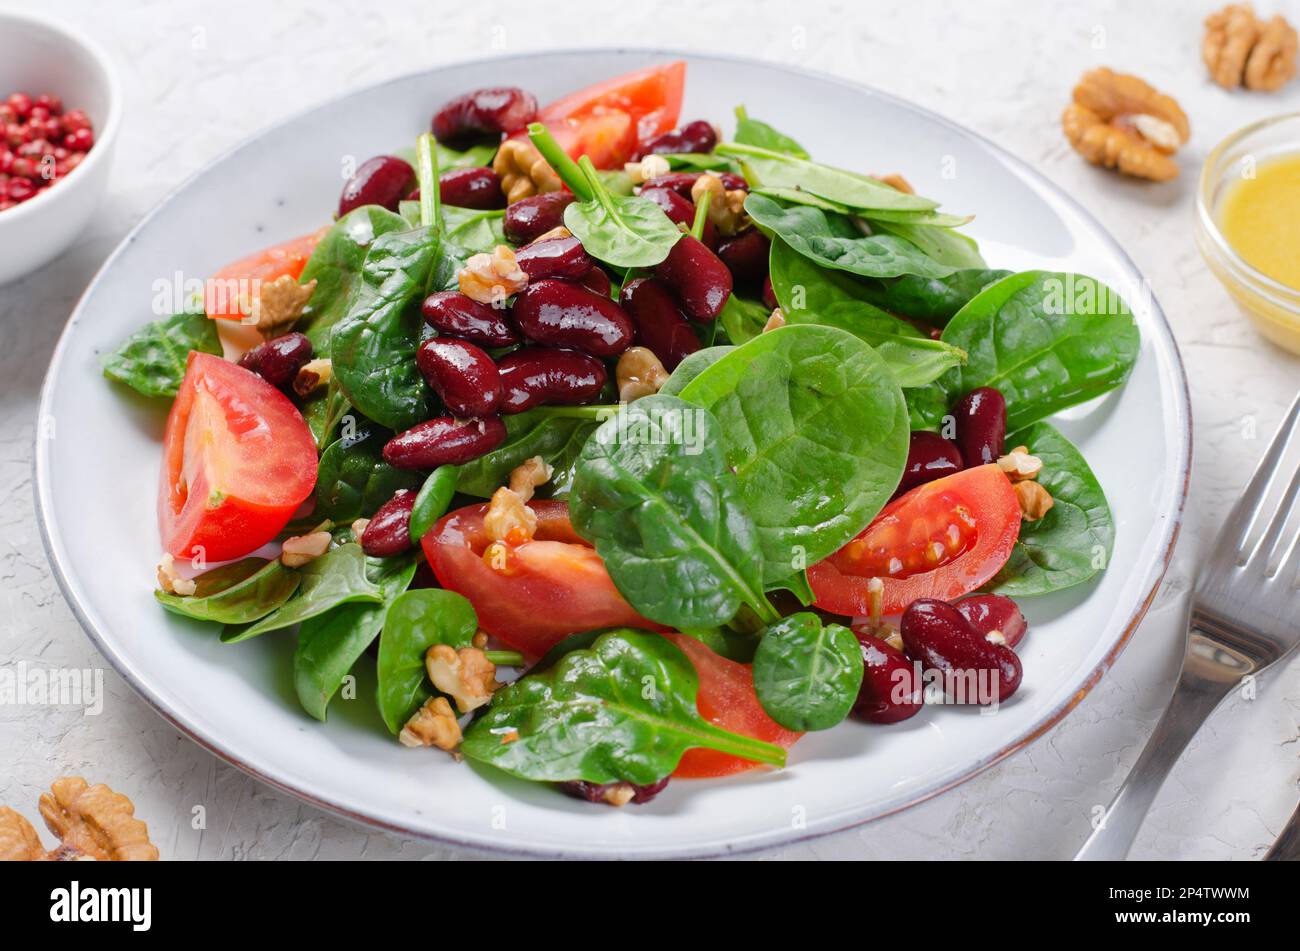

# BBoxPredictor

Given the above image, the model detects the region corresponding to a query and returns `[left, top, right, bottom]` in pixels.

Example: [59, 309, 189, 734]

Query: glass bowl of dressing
[1196, 113, 1300, 355]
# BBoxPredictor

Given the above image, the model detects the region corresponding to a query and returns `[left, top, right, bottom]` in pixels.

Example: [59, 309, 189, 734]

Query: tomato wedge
[533, 61, 686, 169]
[204, 229, 325, 320]
[422, 500, 664, 656]
[809, 464, 1020, 617]
[159, 352, 318, 562]
[666, 633, 801, 779]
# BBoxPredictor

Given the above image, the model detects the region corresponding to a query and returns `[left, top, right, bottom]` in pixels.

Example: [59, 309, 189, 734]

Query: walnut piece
[156, 553, 196, 597]
[293, 357, 332, 398]
[624, 153, 671, 183]
[1014, 480, 1055, 522]
[997, 445, 1044, 482]
[484, 486, 538, 545]
[763, 308, 786, 333]
[0, 807, 46, 861]
[508, 456, 553, 502]
[690, 173, 746, 235]
[399, 696, 462, 751]
[616, 346, 669, 402]
[250, 275, 315, 335]
[426, 644, 498, 714]
[1204, 4, 1298, 91]
[458, 245, 528, 305]
[875, 173, 915, 194]
[493, 139, 562, 204]
[281, 531, 331, 567]
[1062, 68, 1190, 181]
[37, 777, 159, 861]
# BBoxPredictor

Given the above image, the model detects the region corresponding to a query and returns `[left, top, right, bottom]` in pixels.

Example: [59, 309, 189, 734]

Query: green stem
[529, 404, 620, 420]
[577, 156, 617, 218]
[527, 123, 592, 201]
[485, 650, 525, 667]
[715, 141, 785, 161]
[416, 132, 441, 230]
[690, 190, 711, 241]
[753, 594, 781, 625]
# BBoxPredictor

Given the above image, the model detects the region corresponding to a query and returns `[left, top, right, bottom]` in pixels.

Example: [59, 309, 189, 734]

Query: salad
[102, 62, 1140, 808]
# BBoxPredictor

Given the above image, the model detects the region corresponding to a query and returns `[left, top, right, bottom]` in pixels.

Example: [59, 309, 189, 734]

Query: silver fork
[1076, 392, 1300, 861]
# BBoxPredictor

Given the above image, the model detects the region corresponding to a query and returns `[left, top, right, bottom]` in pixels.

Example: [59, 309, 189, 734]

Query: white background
[1, 0, 1297, 860]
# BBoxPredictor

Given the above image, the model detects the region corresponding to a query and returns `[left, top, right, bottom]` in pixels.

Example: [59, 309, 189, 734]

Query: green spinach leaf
[375, 588, 479, 734]
[677, 324, 910, 587]
[454, 409, 601, 499]
[752, 612, 863, 731]
[859, 269, 1012, 326]
[718, 294, 772, 345]
[461, 628, 785, 783]
[301, 376, 352, 450]
[409, 465, 459, 542]
[563, 156, 682, 268]
[314, 420, 422, 522]
[732, 106, 809, 158]
[570, 395, 771, 628]
[155, 558, 300, 625]
[869, 217, 986, 269]
[101, 311, 222, 398]
[659, 346, 735, 396]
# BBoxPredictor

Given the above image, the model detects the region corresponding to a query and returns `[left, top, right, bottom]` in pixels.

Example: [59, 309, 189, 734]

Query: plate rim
[33, 46, 1193, 860]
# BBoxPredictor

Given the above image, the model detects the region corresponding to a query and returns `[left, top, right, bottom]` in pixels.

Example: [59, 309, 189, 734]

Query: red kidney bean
[503, 192, 575, 245]
[638, 186, 715, 247]
[761, 275, 778, 310]
[955, 594, 1028, 650]
[497, 347, 607, 414]
[654, 235, 732, 322]
[559, 776, 669, 806]
[361, 490, 418, 557]
[643, 171, 747, 199]
[514, 235, 592, 281]
[237, 332, 313, 388]
[431, 87, 538, 146]
[416, 337, 502, 418]
[716, 229, 770, 288]
[438, 166, 505, 210]
[619, 278, 701, 371]
[384, 416, 507, 468]
[422, 291, 520, 347]
[953, 387, 1007, 467]
[338, 155, 415, 217]
[579, 265, 612, 297]
[853, 635, 924, 724]
[900, 599, 1022, 704]
[511, 279, 634, 356]
[896, 431, 964, 497]
[633, 120, 718, 161]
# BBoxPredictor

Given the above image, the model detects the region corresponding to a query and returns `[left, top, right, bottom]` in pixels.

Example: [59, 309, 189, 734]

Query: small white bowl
[0, 10, 121, 285]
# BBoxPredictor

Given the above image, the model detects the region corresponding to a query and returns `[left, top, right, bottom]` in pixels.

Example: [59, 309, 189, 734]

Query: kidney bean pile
[0, 91, 96, 212]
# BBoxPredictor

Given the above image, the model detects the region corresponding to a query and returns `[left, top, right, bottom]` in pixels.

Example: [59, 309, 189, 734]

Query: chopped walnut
[293, 357, 332, 398]
[281, 530, 332, 567]
[997, 445, 1043, 482]
[351, 518, 370, 539]
[426, 644, 498, 714]
[37, 777, 159, 861]
[156, 553, 197, 597]
[0, 807, 45, 861]
[763, 308, 786, 333]
[484, 486, 538, 544]
[1204, 4, 1297, 91]
[472, 630, 489, 649]
[399, 696, 462, 751]
[624, 153, 671, 183]
[458, 245, 528, 305]
[875, 173, 915, 194]
[508, 456, 553, 502]
[533, 225, 573, 243]
[1062, 68, 1190, 181]
[1014, 480, 1055, 522]
[690, 173, 746, 235]
[493, 139, 562, 204]
[249, 275, 315, 335]
[616, 346, 669, 402]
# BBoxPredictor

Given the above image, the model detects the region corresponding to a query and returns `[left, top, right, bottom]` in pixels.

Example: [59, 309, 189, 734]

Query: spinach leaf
[155, 558, 300, 625]
[409, 465, 459, 542]
[859, 269, 1012, 326]
[752, 612, 863, 731]
[662, 152, 734, 171]
[461, 628, 786, 783]
[570, 395, 772, 628]
[301, 376, 352, 450]
[375, 588, 479, 734]
[223, 543, 383, 642]
[677, 324, 910, 587]
[101, 311, 222, 398]
[329, 226, 438, 431]
[659, 346, 735, 396]
[293, 555, 418, 721]
[563, 156, 682, 268]
[732, 106, 809, 158]
[396, 141, 498, 172]
[401, 202, 507, 253]
[718, 294, 772, 345]
[767, 238, 964, 387]
[718, 141, 938, 213]
[909, 271, 1141, 432]
[869, 217, 986, 269]
[314, 420, 422, 522]
[298, 206, 409, 350]
[986, 421, 1115, 596]
[454, 409, 601, 499]
[745, 194, 954, 280]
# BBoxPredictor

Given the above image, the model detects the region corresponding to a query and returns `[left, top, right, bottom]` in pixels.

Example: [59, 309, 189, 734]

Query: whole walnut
[1062, 68, 1190, 181]
[1204, 4, 1298, 91]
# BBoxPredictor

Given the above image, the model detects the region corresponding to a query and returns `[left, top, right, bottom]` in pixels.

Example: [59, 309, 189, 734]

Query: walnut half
[1062, 68, 1190, 181]
[1204, 4, 1298, 91]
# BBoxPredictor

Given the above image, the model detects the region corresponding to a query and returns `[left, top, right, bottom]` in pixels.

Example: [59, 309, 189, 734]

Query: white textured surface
[1, 0, 1297, 860]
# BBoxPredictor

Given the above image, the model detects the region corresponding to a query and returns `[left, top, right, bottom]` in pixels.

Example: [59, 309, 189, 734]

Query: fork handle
[1075, 675, 1231, 861]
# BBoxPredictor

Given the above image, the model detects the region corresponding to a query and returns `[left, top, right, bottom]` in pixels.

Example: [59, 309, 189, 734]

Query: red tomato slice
[809, 464, 1020, 617]
[666, 633, 802, 779]
[159, 352, 318, 562]
[204, 229, 325, 320]
[422, 500, 665, 656]
[533, 61, 686, 169]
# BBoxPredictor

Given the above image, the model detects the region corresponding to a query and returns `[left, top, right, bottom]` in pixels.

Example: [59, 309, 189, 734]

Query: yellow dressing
[1218, 153, 1300, 291]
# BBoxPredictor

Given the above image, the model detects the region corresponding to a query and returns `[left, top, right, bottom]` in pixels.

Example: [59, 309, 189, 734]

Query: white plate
[36, 50, 1191, 859]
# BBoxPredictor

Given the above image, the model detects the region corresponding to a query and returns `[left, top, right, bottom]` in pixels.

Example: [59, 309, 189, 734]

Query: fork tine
[1222, 393, 1300, 561]
[1248, 462, 1300, 570]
